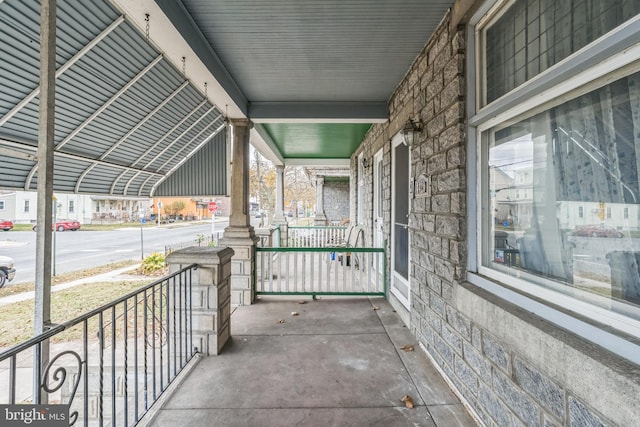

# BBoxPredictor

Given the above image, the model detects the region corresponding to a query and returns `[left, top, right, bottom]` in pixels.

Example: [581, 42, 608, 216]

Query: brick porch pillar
[166, 246, 234, 356]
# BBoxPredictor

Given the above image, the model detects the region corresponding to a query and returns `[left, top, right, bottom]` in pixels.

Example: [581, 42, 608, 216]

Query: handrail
[288, 226, 347, 229]
[0, 264, 197, 361]
[0, 264, 198, 426]
[256, 247, 383, 253]
[255, 246, 386, 298]
[287, 226, 349, 248]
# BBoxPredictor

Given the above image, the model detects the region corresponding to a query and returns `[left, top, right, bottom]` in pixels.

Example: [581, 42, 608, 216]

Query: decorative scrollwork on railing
[41, 350, 83, 426]
[145, 287, 168, 348]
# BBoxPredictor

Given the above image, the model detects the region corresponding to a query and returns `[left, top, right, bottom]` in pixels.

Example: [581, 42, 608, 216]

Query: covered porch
[5, 0, 640, 425]
[148, 297, 476, 427]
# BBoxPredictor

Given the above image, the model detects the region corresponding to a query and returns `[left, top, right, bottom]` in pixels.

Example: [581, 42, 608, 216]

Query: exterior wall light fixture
[401, 118, 423, 147]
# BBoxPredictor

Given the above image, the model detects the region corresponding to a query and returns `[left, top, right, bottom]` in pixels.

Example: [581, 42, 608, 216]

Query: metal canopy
[1, 0, 454, 192]
[153, 0, 454, 165]
[0, 0, 226, 196]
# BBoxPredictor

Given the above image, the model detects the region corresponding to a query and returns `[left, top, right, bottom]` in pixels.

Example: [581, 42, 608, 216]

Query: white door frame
[357, 152, 364, 225]
[372, 148, 384, 285]
[391, 134, 411, 309]
[373, 148, 384, 248]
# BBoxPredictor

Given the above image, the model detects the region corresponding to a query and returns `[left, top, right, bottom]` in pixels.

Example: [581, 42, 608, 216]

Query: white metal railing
[287, 226, 346, 248]
[255, 247, 385, 297]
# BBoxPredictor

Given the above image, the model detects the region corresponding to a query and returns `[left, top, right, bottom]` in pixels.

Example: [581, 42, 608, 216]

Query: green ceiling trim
[261, 123, 371, 159]
[324, 176, 350, 183]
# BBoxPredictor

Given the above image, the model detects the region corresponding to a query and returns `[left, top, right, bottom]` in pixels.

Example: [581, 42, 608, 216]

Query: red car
[573, 224, 623, 238]
[32, 219, 81, 232]
[0, 219, 13, 231]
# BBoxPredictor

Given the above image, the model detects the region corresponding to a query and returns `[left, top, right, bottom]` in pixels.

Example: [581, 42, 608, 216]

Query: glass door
[391, 137, 410, 308]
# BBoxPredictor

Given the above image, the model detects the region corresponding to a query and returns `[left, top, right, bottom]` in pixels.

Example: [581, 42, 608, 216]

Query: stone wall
[323, 179, 350, 224]
[351, 2, 640, 426]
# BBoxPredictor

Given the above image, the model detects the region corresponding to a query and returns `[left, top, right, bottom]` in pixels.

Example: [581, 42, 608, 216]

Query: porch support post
[272, 165, 288, 246]
[221, 119, 258, 306]
[34, 0, 56, 404]
[314, 175, 327, 225]
[166, 247, 234, 355]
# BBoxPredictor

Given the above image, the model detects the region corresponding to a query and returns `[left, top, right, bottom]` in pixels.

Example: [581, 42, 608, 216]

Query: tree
[249, 150, 275, 211]
[164, 200, 186, 217]
[249, 149, 315, 216]
[284, 167, 314, 214]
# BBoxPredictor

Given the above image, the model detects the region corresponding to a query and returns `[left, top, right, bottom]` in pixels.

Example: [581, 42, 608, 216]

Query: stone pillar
[272, 165, 288, 246]
[221, 118, 258, 305]
[314, 175, 327, 225]
[166, 247, 234, 356]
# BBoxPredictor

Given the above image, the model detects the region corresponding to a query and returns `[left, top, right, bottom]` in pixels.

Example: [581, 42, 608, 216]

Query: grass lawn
[0, 260, 138, 297]
[0, 280, 150, 347]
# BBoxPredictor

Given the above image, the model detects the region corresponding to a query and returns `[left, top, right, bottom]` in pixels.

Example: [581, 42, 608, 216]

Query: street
[0, 218, 248, 285]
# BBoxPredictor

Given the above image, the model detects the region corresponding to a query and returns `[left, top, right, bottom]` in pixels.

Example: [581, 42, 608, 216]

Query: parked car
[32, 219, 81, 232]
[0, 219, 13, 231]
[0, 255, 16, 288]
[573, 224, 623, 238]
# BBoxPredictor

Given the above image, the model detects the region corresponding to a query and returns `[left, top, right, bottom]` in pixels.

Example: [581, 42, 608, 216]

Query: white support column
[314, 175, 327, 225]
[272, 165, 288, 246]
[274, 165, 285, 220]
[220, 119, 258, 305]
[34, 0, 56, 404]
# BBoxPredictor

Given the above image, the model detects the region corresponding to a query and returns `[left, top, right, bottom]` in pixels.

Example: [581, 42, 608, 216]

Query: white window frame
[357, 152, 364, 225]
[468, 0, 640, 362]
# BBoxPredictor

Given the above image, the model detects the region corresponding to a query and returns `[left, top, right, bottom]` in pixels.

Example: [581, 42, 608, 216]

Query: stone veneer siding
[351, 3, 640, 427]
[323, 179, 350, 223]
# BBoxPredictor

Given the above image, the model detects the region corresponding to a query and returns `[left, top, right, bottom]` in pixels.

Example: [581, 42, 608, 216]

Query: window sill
[467, 271, 640, 365]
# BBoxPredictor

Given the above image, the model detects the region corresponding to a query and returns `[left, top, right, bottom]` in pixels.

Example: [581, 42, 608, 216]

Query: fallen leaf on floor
[298, 300, 307, 304]
[291, 311, 299, 316]
[400, 345, 414, 352]
[401, 395, 414, 409]
[372, 306, 380, 310]
[277, 319, 285, 324]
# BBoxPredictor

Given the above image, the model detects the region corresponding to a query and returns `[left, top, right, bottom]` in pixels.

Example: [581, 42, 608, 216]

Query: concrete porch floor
[149, 297, 478, 427]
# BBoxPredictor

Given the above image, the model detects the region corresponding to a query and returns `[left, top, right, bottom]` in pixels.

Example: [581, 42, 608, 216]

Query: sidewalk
[0, 263, 143, 306]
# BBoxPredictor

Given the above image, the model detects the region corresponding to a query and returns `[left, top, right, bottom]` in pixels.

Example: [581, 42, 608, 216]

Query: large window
[484, 71, 640, 320]
[482, 0, 640, 105]
[475, 0, 640, 338]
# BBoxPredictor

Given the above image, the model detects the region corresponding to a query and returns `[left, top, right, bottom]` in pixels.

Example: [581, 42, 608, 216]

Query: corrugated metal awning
[0, 0, 227, 196]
